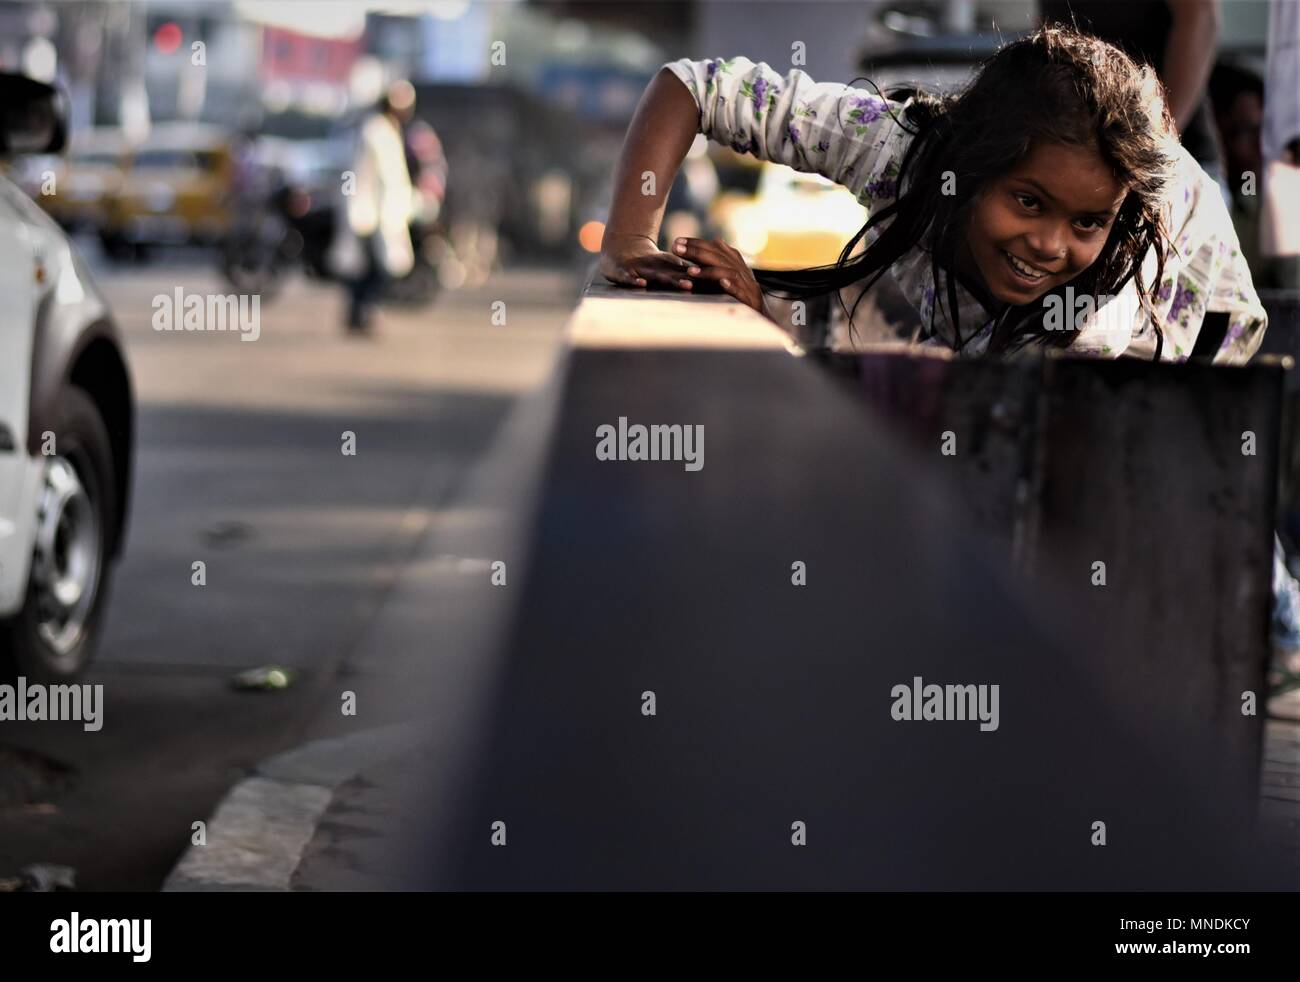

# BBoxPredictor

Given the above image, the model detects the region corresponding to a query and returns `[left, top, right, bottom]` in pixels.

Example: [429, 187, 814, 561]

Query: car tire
[0, 387, 117, 683]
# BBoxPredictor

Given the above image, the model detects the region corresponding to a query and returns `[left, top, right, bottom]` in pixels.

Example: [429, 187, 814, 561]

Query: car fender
[27, 268, 134, 558]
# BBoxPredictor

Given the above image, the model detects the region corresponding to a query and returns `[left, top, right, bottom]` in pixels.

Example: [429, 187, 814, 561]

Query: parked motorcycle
[219, 181, 330, 300]
[219, 179, 445, 307]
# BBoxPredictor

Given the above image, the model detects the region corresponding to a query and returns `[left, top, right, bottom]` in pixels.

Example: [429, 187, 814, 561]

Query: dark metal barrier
[823, 347, 1287, 778]
[1256, 291, 1300, 374]
[411, 282, 1293, 889]
[1256, 291, 1300, 548]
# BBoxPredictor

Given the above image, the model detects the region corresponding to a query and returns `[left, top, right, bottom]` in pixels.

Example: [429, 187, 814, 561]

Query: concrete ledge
[570, 283, 793, 350]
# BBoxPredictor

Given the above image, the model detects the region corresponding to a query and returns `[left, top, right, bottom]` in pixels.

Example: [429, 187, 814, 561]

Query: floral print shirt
[665, 56, 1268, 363]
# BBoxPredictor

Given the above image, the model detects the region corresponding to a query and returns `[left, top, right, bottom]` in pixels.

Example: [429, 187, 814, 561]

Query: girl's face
[962, 140, 1128, 306]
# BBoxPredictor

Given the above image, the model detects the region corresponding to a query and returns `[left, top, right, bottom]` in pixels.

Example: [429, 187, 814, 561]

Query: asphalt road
[0, 250, 573, 890]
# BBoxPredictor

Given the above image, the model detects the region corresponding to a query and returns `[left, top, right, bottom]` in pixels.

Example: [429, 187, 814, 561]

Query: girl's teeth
[1006, 252, 1045, 279]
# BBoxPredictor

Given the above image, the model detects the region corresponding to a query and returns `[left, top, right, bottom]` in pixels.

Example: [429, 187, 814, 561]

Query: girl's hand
[670, 236, 768, 316]
[599, 232, 698, 290]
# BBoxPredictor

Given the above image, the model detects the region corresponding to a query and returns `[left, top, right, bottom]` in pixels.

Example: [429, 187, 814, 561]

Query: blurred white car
[0, 73, 134, 680]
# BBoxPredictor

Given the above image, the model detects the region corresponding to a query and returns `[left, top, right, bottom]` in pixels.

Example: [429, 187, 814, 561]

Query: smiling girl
[599, 27, 1267, 362]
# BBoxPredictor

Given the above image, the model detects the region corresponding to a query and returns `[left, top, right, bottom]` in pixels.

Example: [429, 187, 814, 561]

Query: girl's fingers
[718, 277, 746, 302]
[681, 265, 753, 306]
[612, 246, 746, 295]
[605, 266, 647, 288]
[717, 239, 748, 264]
[678, 242, 749, 274]
[636, 267, 693, 289]
[711, 271, 758, 307]
[633, 255, 696, 290]
[673, 237, 732, 267]
[675, 240, 753, 294]
[684, 264, 730, 284]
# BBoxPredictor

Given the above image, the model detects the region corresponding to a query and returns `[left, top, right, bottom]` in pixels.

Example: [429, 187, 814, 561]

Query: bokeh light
[153, 21, 182, 54]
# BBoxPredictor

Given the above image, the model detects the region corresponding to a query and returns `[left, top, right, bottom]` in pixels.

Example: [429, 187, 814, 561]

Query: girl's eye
[1011, 190, 1108, 231]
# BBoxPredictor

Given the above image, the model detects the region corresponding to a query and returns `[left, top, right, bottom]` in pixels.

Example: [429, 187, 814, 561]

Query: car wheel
[0, 387, 117, 682]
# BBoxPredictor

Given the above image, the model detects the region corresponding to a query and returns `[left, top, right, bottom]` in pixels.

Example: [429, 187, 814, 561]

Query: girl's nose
[1025, 224, 1068, 264]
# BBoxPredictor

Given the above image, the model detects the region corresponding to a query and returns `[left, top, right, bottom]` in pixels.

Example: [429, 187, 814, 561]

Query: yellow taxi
[36, 128, 127, 233]
[710, 156, 868, 269]
[102, 123, 236, 255]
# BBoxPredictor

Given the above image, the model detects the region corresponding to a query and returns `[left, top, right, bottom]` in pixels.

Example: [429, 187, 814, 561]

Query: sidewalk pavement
[1262, 692, 1300, 864]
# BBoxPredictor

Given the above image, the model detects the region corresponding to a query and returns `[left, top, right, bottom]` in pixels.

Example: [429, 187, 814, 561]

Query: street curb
[162, 721, 424, 892]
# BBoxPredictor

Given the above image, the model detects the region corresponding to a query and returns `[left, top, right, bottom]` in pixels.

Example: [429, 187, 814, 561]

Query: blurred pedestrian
[1208, 66, 1270, 275]
[1209, 65, 1262, 195]
[331, 80, 417, 333]
[404, 117, 448, 228]
[1261, 0, 1300, 268]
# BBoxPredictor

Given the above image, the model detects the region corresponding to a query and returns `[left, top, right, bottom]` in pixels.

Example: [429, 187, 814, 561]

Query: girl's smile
[1003, 249, 1052, 284]
[962, 140, 1129, 306]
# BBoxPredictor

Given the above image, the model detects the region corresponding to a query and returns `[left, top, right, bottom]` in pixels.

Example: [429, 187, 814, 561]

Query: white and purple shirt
[666, 55, 1268, 363]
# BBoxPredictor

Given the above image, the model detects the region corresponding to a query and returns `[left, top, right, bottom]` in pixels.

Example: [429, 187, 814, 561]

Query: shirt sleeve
[1206, 238, 1269, 364]
[663, 56, 910, 208]
[1099, 148, 1268, 364]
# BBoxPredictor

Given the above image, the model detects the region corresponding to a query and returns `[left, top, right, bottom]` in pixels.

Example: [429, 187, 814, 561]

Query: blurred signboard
[260, 26, 360, 84]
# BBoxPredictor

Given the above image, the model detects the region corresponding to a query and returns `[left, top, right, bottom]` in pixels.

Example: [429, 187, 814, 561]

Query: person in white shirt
[335, 80, 417, 333]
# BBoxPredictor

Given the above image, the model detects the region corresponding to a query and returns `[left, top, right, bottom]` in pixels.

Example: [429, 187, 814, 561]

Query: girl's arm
[601, 57, 908, 294]
[665, 57, 904, 195]
[600, 67, 705, 290]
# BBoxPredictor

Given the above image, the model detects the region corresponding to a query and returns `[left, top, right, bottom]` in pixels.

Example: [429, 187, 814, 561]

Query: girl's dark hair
[756, 26, 1180, 357]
